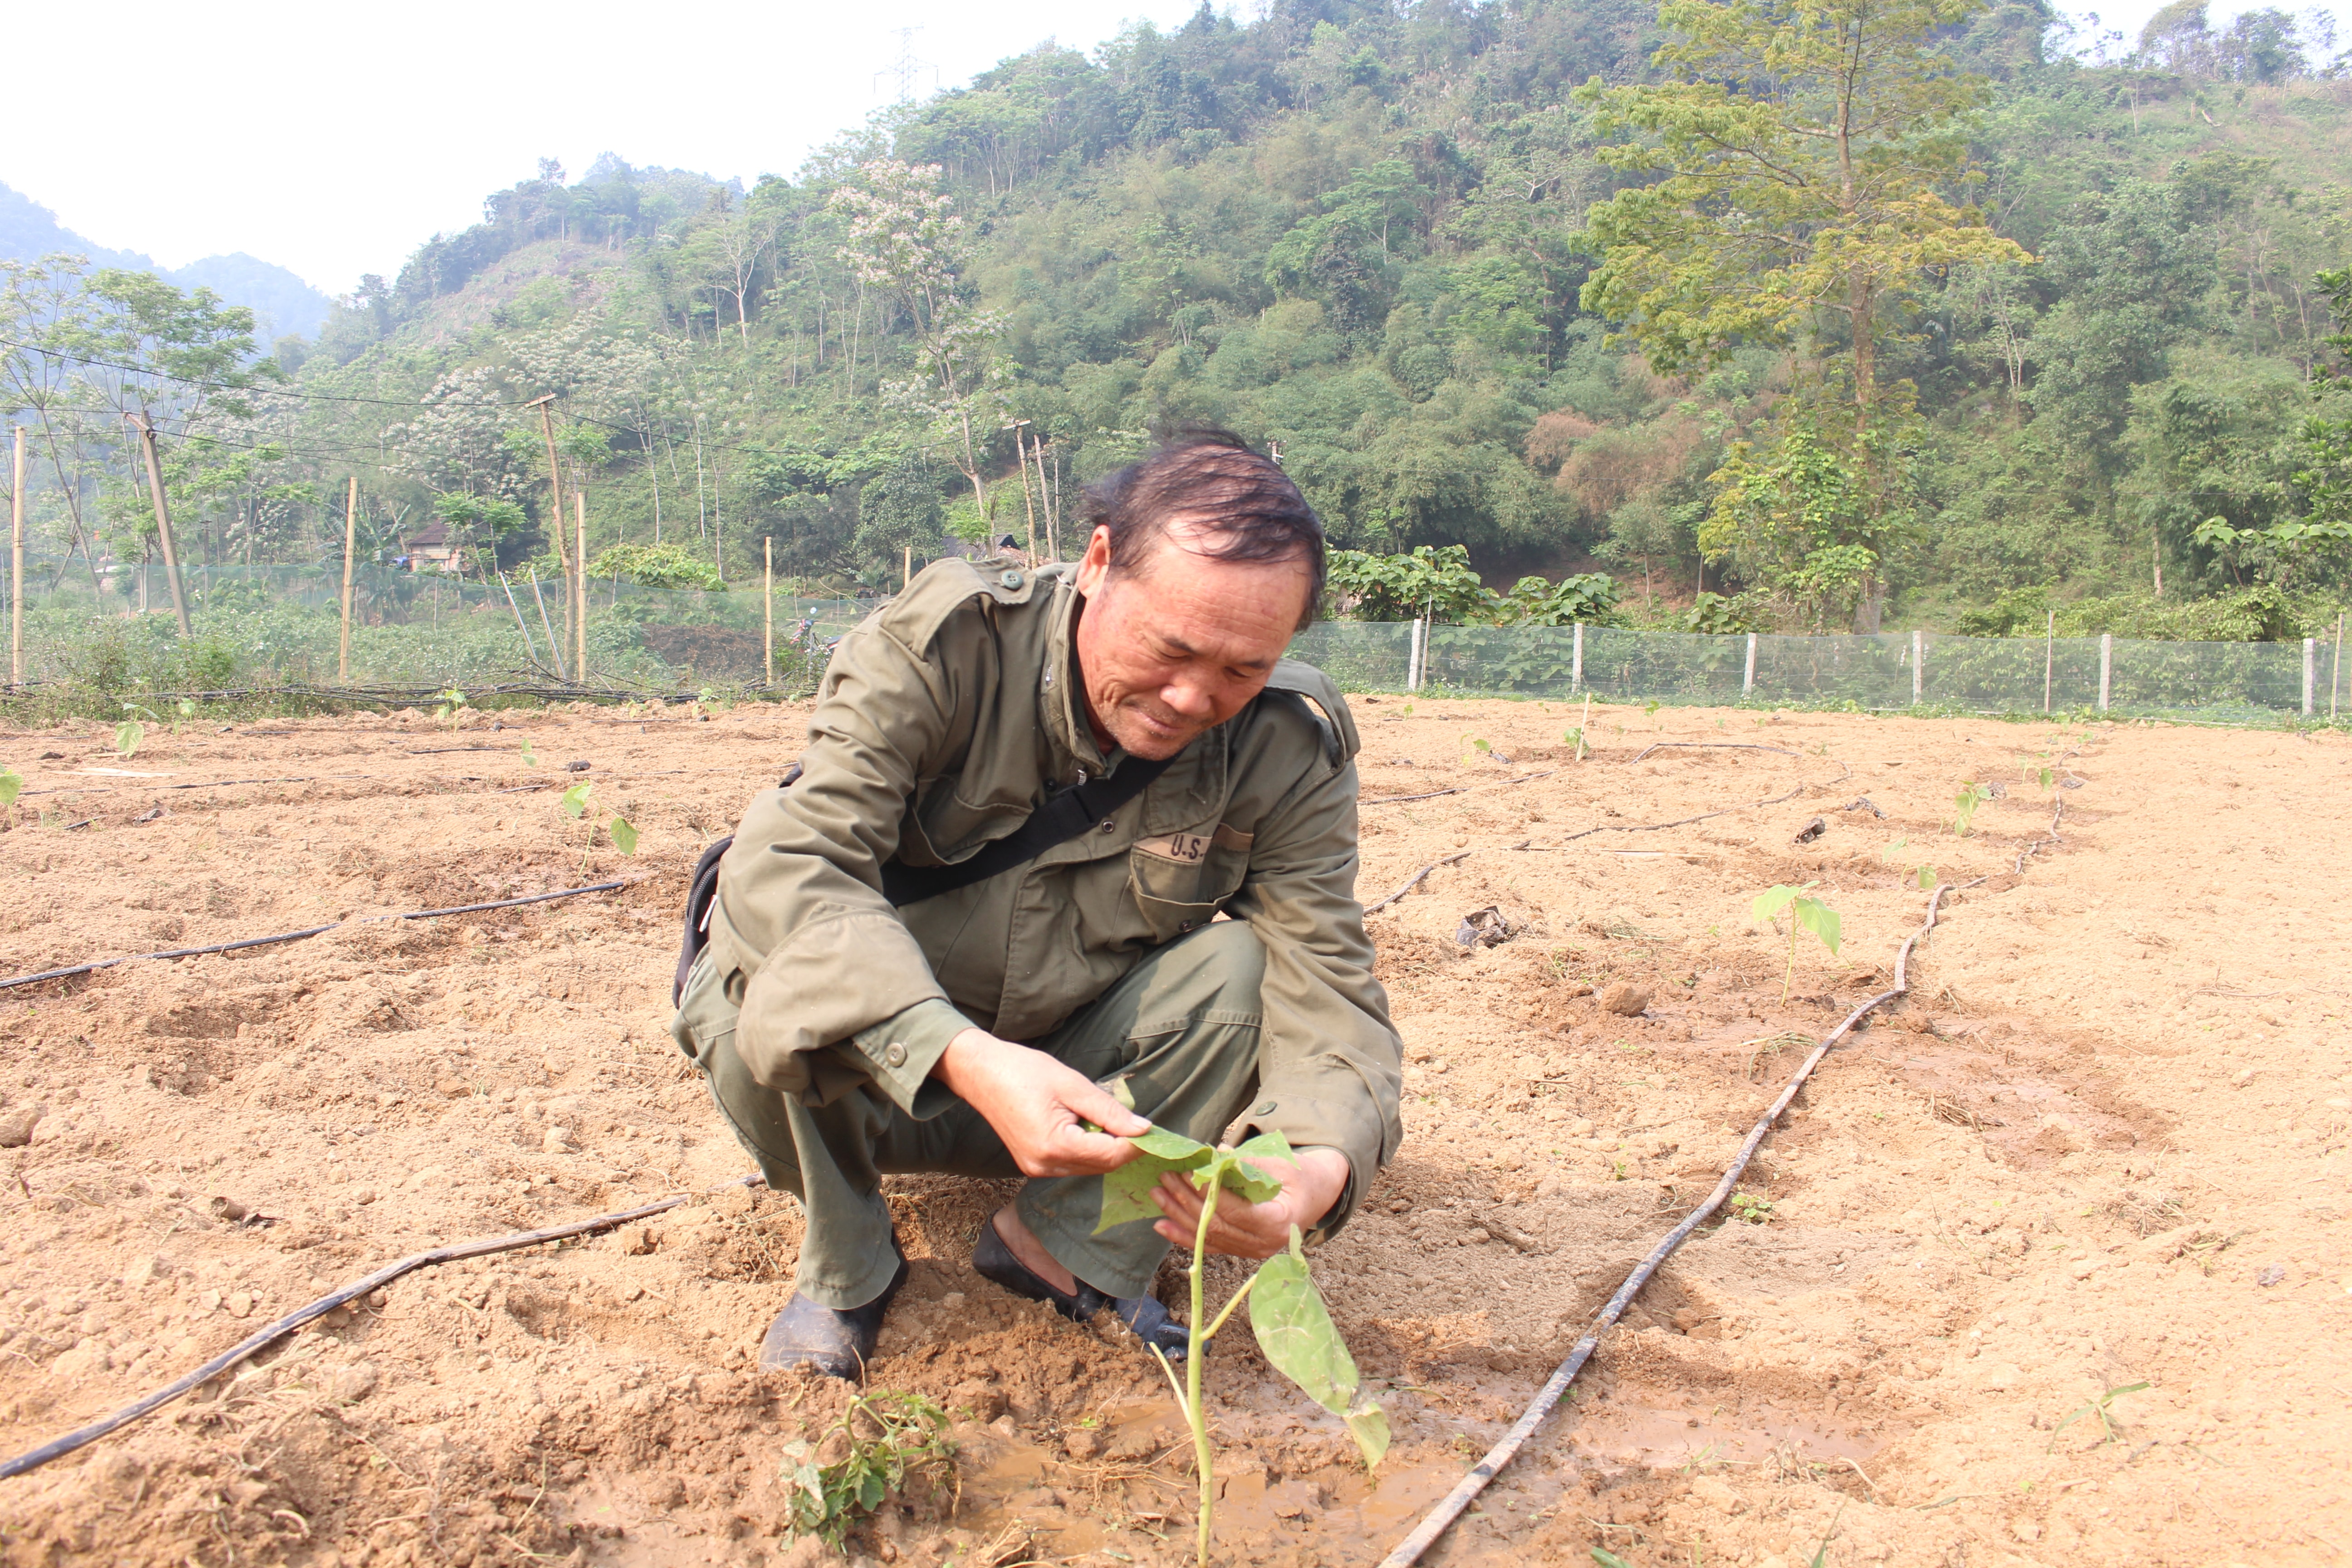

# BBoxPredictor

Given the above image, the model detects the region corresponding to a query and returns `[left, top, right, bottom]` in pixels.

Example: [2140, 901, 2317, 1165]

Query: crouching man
[670, 431, 1402, 1376]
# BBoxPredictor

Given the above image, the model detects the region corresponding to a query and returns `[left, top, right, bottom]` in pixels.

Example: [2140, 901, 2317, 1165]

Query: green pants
[676, 921, 1267, 1310]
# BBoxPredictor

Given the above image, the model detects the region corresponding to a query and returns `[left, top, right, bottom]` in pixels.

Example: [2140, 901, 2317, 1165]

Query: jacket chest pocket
[1127, 825, 1253, 942]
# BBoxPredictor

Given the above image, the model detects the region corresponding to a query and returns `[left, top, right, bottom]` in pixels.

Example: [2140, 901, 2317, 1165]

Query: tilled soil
[0, 697, 2347, 1568]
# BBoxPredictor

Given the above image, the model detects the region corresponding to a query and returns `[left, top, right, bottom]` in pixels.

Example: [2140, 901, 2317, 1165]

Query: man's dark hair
[1082, 429, 1325, 629]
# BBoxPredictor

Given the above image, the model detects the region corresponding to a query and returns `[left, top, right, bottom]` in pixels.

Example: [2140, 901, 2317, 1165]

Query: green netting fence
[5, 563, 2343, 721]
[1289, 620, 2342, 723]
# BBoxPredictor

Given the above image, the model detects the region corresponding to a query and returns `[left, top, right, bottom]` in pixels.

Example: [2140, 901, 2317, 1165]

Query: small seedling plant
[0, 764, 20, 828]
[115, 703, 162, 757]
[778, 1389, 954, 1545]
[1952, 781, 1992, 836]
[1751, 882, 1842, 1003]
[559, 781, 638, 871]
[1095, 1111, 1387, 1568]
[431, 688, 467, 725]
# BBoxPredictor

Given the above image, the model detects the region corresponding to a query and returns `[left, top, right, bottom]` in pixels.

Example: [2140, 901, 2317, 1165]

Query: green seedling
[1401, 702, 1414, 715]
[432, 687, 467, 725]
[779, 1389, 955, 1545]
[1562, 726, 1588, 761]
[116, 702, 161, 757]
[0, 764, 19, 829]
[1953, 781, 1992, 836]
[1463, 736, 1493, 763]
[559, 781, 639, 868]
[1752, 882, 1842, 1003]
[168, 698, 194, 736]
[520, 738, 538, 768]
[2022, 759, 2055, 796]
[1644, 698, 1662, 718]
[1096, 1107, 1386, 1567]
[2046, 1381, 2148, 1452]
[1730, 1191, 1777, 1224]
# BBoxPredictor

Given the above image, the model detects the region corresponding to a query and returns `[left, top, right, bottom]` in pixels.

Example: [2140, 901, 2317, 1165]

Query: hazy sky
[3, 0, 2337, 300]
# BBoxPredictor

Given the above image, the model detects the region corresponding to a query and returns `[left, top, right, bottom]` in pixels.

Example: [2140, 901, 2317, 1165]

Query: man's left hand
[1148, 1146, 1351, 1260]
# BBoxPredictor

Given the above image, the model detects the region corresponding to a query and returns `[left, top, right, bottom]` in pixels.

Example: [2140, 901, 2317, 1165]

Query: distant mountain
[0, 181, 332, 340]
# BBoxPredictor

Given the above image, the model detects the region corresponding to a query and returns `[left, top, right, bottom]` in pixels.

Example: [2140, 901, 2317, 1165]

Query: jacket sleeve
[1223, 742, 1404, 1243]
[706, 609, 980, 1103]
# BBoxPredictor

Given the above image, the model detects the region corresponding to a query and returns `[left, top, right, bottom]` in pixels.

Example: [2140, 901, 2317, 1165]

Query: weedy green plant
[2047, 1381, 2148, 1452]
[431, 687, 467, 725]
[1953, 781, 1992, 836]
[1730, 1191, 1777, 1224]
[559, 781, 639, 870]
[1096, 1112, 1387, 1568]
[1751, 882, 1841, 1003]
[778, 1389, 955, 1545]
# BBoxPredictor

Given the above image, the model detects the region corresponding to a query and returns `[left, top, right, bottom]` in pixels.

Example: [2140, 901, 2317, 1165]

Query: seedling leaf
[609, 816, 639, 855]
[1250, 1227, 1389, 1468]
[0, 768, 19, 809]
[1096, 1127, 1216, 1233]
[520, 739, 537, 767]
[1791, 896, 1842, 955]
[559, 782, 593, 819]
[115, 720, 143, 758]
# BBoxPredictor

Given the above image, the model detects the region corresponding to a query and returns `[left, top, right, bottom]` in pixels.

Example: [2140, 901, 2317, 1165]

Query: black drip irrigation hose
[0, 880, 628, 991]
[1373, 876, 1983, 1568]
[0, 1176, 764, 1481]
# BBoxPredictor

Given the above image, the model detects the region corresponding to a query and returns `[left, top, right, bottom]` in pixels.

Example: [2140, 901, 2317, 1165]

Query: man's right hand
[935, 1028, 1148, 1177]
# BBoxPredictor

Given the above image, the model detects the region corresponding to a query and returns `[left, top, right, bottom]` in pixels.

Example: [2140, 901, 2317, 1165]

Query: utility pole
[126, 413, 192, 637]
[10, 426, 24, 688]
[338, 476, 359, 682]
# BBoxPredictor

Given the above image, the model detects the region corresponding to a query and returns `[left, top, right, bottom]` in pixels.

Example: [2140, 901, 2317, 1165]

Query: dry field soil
[1, 697, 2348, 1568]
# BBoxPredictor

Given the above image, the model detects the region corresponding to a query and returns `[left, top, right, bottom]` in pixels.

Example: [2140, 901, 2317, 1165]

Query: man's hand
[1149, 1146, 1350, 1260]
[935, 1028, 1148, 1178]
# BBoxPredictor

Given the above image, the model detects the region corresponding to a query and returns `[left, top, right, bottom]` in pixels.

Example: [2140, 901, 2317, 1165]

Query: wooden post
[2304, 637, 2317, 718]
[528, 567, 564, 680]
[2333, 612, 2343, 722]
[2098, 632, 2112, 714]
[2043, 610, 2055, 715]
[1912, 628, 1924, 706]
[574, 493, 588, 684]
[904, 544, 913, 593]
[1014, 422, 1038, 559]
[1743, 632, 1758, 696]
[531, 396, 567, 573]
[338, 476, 359, 682]
[127, 413, 193, 637]
[1571, 622, 1583, 691]
[764, 535, 775, 687]
[10, 426, 23, 688]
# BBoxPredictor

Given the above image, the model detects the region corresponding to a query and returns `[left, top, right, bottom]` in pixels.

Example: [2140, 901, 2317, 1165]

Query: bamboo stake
[127, 413, 192, 637]
[574, 493, 588, 683]
[1015, 422, 1038, 558]
[338, 476, 359, 683]
[1037, 437, 1058, 561]
[529, 567, 564, 680]
[530, 396, 567, 574]
[10, 426, 23, 688]
[2043, 609, 2055, 714]
[764, 535, 775, 687]
[2333, 611, 2343, 722]
[904, 544, 913, 592]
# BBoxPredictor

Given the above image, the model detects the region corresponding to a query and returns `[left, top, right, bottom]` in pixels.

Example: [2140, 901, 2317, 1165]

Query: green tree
[1578, 0, 2030, 623]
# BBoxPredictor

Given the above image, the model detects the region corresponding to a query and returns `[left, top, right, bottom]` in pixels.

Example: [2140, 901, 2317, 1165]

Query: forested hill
[0, 181, 332, 339]
[8, 0, 2352, 637]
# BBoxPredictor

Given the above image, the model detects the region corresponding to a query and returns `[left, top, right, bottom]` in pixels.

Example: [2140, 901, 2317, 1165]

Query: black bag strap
[878, 755, 1172, 907]
[674, 756, 1171, 1005]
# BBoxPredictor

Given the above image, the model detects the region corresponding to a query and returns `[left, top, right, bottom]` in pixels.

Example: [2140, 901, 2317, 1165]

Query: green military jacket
[686, 556, 1402, 1233]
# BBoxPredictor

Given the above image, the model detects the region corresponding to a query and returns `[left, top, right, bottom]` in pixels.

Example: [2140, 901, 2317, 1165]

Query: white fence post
[2306, 637, 2317, 717]
[2099, 633, 2112, 714]
[1743, 632, 1757, 697]
[1912, 629, 1923, 706]
[1572, 621, 1584, 691]
[1407, 616, 1425, 693]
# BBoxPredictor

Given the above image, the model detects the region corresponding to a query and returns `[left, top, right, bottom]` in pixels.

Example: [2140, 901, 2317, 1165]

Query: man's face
[1070, 521, 1313, 761]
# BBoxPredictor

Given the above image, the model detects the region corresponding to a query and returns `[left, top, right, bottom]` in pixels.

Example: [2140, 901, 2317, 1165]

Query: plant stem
[1187, 1179, 1221, 1568]
[1782, 919, 1796, 1004]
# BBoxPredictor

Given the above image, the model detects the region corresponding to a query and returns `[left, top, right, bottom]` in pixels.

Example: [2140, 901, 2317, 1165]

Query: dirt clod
[1601, 982, 1651, 1016]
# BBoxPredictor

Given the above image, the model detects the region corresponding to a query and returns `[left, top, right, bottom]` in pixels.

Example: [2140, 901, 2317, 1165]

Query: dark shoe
[973, 1216, 1190, 1361]
[758, 1250, 909, 1379]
